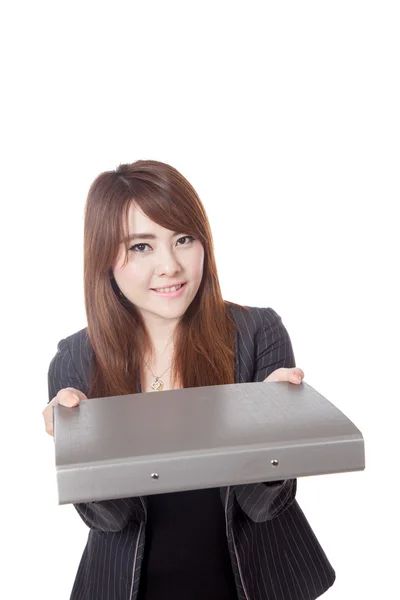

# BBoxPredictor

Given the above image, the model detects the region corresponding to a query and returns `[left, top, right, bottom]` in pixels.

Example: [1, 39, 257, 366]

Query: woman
[43, 160, 335, 600]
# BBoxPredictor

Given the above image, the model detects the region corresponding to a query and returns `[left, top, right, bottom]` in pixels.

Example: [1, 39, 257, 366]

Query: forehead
[125, 203, 154, 231]
[124, 204, 162, 237]
[125, 202, 181, 238]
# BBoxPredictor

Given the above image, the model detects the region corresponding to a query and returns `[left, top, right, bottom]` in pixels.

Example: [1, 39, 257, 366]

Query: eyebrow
[124, 232, 182, 243]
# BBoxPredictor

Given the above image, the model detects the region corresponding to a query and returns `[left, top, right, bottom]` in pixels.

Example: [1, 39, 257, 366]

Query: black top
[137, 488, 238, 600]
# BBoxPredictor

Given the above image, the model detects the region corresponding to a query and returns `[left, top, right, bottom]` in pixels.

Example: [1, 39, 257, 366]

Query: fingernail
[71, 394, 80, 403]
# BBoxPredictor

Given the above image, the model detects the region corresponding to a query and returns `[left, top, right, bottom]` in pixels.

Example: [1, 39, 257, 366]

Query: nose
[154, 248, 182, 277]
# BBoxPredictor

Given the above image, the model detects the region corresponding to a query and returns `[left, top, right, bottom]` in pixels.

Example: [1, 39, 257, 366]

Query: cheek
[190, 245, 205, 279]
[114, 256, 152, 288]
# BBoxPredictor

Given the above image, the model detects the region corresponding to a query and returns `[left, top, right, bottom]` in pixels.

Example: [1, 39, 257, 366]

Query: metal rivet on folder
[151, 473, 159, 479]
[271, 459, 279, 467]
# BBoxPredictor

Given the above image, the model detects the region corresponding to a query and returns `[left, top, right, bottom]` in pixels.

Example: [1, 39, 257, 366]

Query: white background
[1, 1, 399, 599]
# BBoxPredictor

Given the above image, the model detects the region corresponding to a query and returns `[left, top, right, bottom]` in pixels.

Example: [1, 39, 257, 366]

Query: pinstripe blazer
[48, 305, 336, 600]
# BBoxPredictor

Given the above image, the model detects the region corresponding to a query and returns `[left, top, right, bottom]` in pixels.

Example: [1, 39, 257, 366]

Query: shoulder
[227, 302, 283, 337]
[48, 327, 93, 392]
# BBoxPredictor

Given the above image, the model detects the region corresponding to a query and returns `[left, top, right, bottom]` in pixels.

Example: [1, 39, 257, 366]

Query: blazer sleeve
[252, 307, 296, 380]
[234, 307, 297, 522]
[48, 338, 142, 532]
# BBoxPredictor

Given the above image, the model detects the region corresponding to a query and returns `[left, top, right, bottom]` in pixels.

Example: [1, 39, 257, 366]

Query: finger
[42, 388, 87, 437]
[289, 368, 305, 384]
[264, 368, 291, 382]
[42, 398, 57, 436]
[58, 388, 87, 407]
[264, 367, 305, 383]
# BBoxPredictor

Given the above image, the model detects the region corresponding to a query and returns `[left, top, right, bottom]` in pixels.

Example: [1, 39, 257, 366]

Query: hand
[263, 367, 304, 385]
[42, 387, 87, 436]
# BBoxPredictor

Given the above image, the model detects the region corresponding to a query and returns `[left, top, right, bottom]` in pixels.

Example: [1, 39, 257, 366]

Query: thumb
[264, 367, 304, 383]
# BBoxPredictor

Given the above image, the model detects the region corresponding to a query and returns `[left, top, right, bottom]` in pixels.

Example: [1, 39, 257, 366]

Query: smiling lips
[151, 282, 187, 297]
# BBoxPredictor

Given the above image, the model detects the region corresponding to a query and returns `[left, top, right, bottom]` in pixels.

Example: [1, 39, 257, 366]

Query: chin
[142, 304, 189, 322]
[158, 308, 188, 321]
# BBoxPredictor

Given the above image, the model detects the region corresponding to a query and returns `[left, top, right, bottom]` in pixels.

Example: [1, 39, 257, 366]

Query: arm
[48, 337, 143, 532]
[234, 308, 297, 522]
[252, 307, 296, 381]
[235, 479, 297, 523]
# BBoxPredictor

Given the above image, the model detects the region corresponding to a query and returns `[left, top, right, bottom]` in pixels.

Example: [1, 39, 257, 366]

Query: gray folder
[53, 381, 365, 505]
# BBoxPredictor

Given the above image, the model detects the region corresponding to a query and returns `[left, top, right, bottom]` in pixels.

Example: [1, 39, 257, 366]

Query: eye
[176, 235, 195, 246]
[130, 243, 151, 253]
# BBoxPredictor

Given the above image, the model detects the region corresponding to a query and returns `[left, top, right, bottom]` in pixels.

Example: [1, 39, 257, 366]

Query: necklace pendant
[151, 378, 163, 391]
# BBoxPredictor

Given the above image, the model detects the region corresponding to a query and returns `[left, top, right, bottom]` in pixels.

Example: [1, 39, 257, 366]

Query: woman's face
[113, 203, 205, 326]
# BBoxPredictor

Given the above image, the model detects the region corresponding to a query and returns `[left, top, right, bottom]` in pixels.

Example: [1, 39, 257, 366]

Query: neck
[142, 313, 178, 357]
[140, 314, 181, 390]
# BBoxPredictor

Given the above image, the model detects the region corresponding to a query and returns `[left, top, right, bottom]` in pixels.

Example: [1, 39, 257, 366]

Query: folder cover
[54, 381, 365, 504]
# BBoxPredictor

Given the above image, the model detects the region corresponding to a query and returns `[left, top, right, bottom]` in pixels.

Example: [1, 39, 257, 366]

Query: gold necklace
[143, 359, 172, 391]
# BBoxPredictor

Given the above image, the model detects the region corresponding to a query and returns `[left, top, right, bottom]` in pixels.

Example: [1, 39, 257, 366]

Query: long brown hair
[84, 160, 241, 398]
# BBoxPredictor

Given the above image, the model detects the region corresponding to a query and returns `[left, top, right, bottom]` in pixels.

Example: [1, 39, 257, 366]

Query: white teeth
[154, 284, 183, 293]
